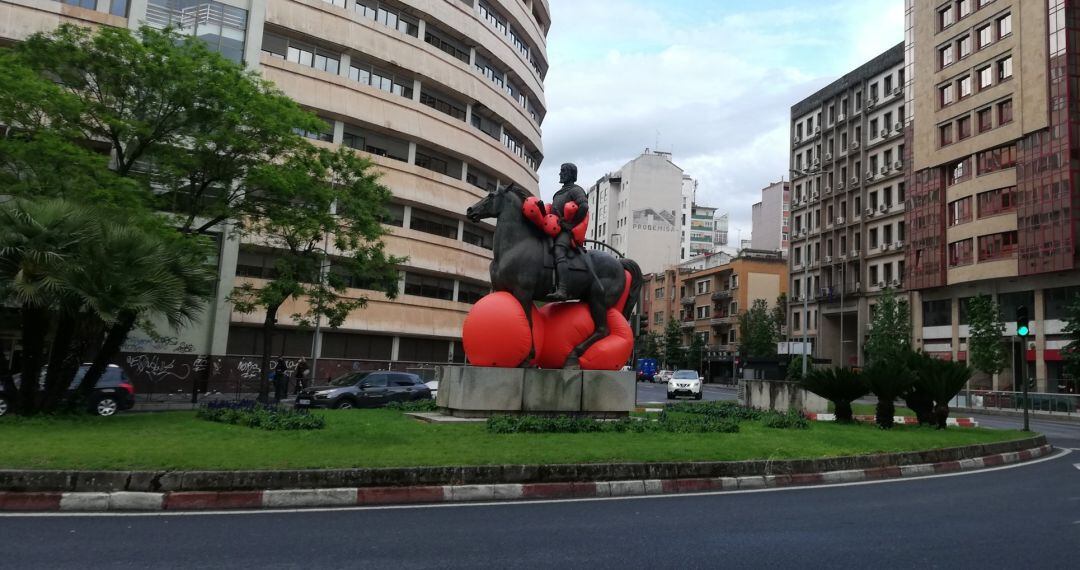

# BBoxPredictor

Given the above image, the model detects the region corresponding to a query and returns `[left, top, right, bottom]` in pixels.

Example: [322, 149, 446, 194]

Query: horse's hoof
[564, 358, 581, 370]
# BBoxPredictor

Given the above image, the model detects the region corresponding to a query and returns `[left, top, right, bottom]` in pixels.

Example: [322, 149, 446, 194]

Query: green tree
[801, 367, 868, 423]
[228, 147, 403, 402]
[687, 333, 706, 374]
[636, 331, 661, 361]
[966, 294, 1007, 377]
[738, 299, 778, 358]
[907, 351, 973, 429]
[864, 288, 910, 366]
[864, 357, 916, 429]
[662, 317, 685, 369]
[1062, 294, 1080, 382]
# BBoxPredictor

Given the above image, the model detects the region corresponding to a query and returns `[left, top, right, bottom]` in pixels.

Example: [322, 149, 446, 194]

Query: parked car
[656, 370, 674, 384]
[425, 380, 439, 398]
[295, 371, 431, 410]
[667, 370, 703, 400]
[0, 364, 135, 417]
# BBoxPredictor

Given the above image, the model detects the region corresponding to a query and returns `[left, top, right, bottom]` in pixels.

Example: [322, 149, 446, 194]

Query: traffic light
[1016, 305, 1029, 337]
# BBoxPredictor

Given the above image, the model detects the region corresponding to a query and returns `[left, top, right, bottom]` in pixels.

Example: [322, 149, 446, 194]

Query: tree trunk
[876, 399, 895, 429]
[17, 304, 51, 415]
[0, 349, 16, 411]
[72, 310, 137, 409]
[834, 400, 854, 423]
[258, 303, 283, 404]
[41, 311, 79, 412]
[933, 404, 949, 430]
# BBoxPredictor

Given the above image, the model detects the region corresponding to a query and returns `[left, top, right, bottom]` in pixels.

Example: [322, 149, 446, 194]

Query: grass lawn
[0, 410, 1029, 471]
[828, 402, 916, 417]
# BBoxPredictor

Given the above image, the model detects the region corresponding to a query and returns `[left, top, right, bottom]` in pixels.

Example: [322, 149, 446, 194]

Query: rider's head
[559, 163, 578, 185]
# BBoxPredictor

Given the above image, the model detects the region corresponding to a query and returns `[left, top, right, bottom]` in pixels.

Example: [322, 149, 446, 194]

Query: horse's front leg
[514, 290, 538, 368]
[564, 300, 609, 369]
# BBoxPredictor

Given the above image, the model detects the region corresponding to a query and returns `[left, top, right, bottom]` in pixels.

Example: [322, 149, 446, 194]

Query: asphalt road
[635, 381, 738, 404]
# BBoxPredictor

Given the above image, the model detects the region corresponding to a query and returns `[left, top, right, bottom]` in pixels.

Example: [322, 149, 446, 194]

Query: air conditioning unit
[855, 282, 862, 292]
[880, 129, 889, 139]
[893, 87, 903, 97]
[879, 204, 888, 213]
[867, 99, 877, 109]
[837, 113, 846, 122]
[814, 126, 821, 135]
[882, 243, 892, 251]
[839, 252, 847, 260]
[824, 256, 833, 264]
[812, 159, 821, 168]
[850, 176, 859, 185]
[891, 279, 901, 287]
[894, 122, 903, 131]
[825, 153, 833, 161]
[824, 186, 832, 195]
[881, 166, 890, 175]
[866, 170, 875, 180]
[850, 249, 860, 257]
[895, 240, 904, 248]
[794, 136, 802, 144]
[877, 281, 886, 288]
[894, 160, 904, 169]
[865, 207, 875, 217]
[836, 216, 845, 225]
[851, 141, 860, 150]
[837, 181, 845, 190]
[812, 191, 820, 200]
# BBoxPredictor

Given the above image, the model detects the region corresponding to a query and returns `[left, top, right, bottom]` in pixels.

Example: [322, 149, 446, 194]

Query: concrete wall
[742, 380, 828, 414]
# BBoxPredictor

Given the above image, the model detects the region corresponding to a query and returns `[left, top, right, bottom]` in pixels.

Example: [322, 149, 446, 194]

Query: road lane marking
[1, 449, 1071, 519]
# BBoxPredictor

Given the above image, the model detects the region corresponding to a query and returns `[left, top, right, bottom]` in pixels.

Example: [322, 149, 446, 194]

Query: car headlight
[314, 392, 334, 399]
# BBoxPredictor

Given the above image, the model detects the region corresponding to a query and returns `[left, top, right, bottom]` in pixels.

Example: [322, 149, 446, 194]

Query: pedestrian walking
[273, 357, 288, 403]
[294, 358, 309, 395]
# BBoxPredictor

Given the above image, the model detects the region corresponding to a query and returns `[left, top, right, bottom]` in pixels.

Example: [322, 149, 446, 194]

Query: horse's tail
[619, 258, 643, 322]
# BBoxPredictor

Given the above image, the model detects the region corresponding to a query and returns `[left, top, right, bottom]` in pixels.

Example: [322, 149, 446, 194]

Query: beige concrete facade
[0, 0, 549, 368]
[906, 0, 1080, 394]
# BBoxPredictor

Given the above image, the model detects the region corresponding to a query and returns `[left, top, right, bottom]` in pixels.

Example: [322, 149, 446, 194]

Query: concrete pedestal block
[523, 369, 582, 412]
[436, 367, 633, 417]
[581, 370, 636, 412]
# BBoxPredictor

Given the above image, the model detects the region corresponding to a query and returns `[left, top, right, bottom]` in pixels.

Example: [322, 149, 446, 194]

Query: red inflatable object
[535, 302, 634, 370]
[462, 292, 537, 367]
[522, 196, 588, 247]
[561, 202, 589, 247]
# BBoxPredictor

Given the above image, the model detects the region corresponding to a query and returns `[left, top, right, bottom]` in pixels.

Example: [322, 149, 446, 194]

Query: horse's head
[466, 184, 524, 223]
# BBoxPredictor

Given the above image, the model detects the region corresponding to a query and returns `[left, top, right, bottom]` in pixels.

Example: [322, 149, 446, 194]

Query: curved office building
[0, 0, 549, 383]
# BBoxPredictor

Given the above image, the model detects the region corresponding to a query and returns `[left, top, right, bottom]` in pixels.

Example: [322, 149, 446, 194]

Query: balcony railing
[710, 315, 738, 326]
[711, 289, 732, 302]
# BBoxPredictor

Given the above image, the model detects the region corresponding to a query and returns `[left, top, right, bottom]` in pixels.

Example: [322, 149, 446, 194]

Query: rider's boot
[549, 251, 570, 301]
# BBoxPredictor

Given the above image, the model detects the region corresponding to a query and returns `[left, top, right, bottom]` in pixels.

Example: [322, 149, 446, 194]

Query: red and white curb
[0, 445, 1053, 512]
[806, 413, 978, 427]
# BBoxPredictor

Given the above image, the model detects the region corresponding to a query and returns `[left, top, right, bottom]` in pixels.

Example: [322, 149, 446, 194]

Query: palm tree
[864, 359, 916, 429]
[0, 198, 97, 413]
[914, 355, 973, 429]
[801, 367, 868, 423]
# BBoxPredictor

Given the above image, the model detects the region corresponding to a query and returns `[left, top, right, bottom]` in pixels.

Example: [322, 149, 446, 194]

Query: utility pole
[1016, 305, 1030, 431]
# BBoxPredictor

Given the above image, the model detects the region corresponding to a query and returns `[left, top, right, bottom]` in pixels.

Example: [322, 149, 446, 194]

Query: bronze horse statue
[466, 184, 642, 368]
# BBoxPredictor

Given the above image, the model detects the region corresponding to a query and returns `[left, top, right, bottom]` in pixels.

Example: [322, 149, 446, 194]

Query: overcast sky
[537, 0, 904, 241]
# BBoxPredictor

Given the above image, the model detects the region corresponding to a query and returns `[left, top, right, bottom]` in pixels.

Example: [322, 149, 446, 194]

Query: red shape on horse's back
[571, 213, 588, 247]
[563, 201, 578, 220]
[534, 303, 633, 370]
[462, 292, 533, 367]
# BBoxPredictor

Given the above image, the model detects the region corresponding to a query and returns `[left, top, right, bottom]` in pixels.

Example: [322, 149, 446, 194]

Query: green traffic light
[1017, 325, 1029, 337]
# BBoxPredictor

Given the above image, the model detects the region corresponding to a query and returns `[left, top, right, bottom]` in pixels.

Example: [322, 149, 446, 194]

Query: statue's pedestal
[435, 366, 636, 418]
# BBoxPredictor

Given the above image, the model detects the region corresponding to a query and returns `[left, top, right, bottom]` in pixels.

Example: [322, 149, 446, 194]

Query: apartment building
[0, 0, 548, 380]
[587, 149, 685, 274]
[788, 43, 908, 368]
[639, 250, 788, 380]
[906, 0, 1079, 393]
[750, 180, 791, 255]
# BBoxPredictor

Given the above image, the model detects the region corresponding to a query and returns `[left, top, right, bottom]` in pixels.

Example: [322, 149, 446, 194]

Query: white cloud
[538, 0, 903, 238]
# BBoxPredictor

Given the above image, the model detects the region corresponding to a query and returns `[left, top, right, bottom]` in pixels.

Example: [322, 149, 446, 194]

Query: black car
[0, 364, 136, 417]
[295, 371, 431, 410]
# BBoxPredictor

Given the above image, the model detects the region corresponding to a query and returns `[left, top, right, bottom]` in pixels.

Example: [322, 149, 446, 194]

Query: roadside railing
[950, 389, 1079, 418]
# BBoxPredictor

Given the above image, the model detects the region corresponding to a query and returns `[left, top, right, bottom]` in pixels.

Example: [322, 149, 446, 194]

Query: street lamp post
[789, 167, 812, 377]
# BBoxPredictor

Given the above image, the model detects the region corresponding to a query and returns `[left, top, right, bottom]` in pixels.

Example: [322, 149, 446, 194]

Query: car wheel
[95, 396, 119, 417]
[695, 392, 703, 400]
[666, 392, 674, 400]
[334, 399, 354, 410]
[0, 395, 9, 416]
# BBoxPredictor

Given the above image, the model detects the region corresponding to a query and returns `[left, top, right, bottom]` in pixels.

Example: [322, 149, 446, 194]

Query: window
[404, 273, 454, 300]
[398, 337, 449, 363]
[149, 1, 248, 63]
[349, 61, 413, 99]
[923, 300, 953, 326]
[978, 107, 993, 132]
[420, 89, 466, 121]
[293, 117, 334, 142]
[940, 83, 955, 106]
[940, 123, 954, 146]
[948, 197, 973, 226]
[939, 4, 955, 29]
[320, 332, 392, 360]
[870, 265, 879, 285]
[998, 99, 1013, 124]
[976, 186, 1017, 217]
[653, 311, 663, 325]
[462, 224, 494, 250]
[381, 202, 405, 227]
[959, 35, 972, 59]
[998, 56, 1013, 80]
[976, 144, 1016, 175]
[870, 228, 879, 249]
[695, 279, 710, 295]
[939, 44, 955, 68]
[957, 116, 972, 140]
[948, 158, 970, 185]
[997, 13, 1012, 37]
[978, 66, 993, 89]
[695, 305, 710, 320]
[978, 25, 993, 49]
[977, 231, 1018, 261]
[457, 281, 490, 304]
[958, 0, 972, 18]
[959, 76, 972, 98]
[354, 0, 420, 37]
[410, 209, 459, 239]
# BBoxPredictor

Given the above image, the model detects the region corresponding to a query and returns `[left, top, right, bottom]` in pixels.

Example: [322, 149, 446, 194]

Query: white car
[667, 370, 703, 400]
[425, 380, 439, 398]
[656, 370, 674, 384]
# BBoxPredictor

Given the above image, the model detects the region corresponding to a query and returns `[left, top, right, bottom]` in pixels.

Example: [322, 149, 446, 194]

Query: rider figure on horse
[549, 163, 589, 301]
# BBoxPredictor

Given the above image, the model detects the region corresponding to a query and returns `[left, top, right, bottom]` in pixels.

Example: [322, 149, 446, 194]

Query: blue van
[636, 358, 658, 382]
